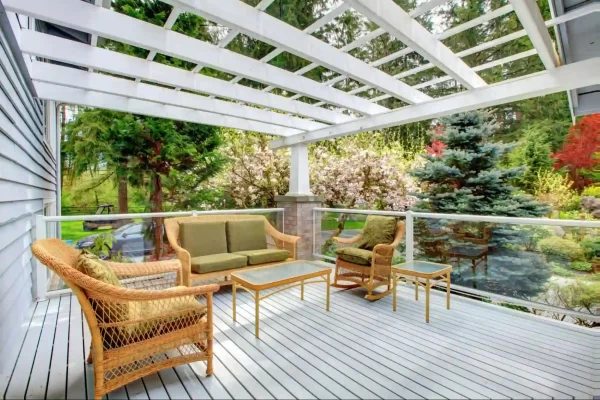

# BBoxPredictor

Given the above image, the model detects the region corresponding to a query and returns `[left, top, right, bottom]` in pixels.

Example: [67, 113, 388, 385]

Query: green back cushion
[226, 220, 267, 253]
[76, 250, 121, 287]
[357, 216, 397, 250]
[180, 221, 228, 257]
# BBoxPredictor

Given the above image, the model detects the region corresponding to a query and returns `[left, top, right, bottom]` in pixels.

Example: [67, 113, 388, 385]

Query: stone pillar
[276, 195, 323, 261]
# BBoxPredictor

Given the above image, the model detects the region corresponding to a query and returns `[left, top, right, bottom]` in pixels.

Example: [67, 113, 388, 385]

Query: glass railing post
[405, 211, 414, 262]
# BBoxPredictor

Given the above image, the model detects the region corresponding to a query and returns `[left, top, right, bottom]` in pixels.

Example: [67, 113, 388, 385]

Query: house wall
[0, 10, 56, 373]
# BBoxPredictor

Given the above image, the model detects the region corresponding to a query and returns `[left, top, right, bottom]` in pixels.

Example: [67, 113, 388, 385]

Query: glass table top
[393, 260, 451, 274]
[232, 261, 330, 286]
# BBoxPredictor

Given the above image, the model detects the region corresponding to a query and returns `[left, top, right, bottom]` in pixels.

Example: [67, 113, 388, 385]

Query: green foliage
[550, 262, 576, 278]
[570, 261, 592, 272]
[538, 236, 585, 261]
[580, 238, 600, 260]
[411, 110, 547, 217]
[85, 234, 125, 261]
[507, 127, 553, 192]
[532, 170, 580, 211]
[519, 225, 553, 252]
[582, 186, 600, 198]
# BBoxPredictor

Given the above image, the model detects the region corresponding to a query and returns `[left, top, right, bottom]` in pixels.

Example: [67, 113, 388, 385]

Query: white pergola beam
[20, 30, 352, 125]
[5, 0, 386, 116]
[162, 0, 432, 105]
[31, 62, 328, 132]
[35, 82, 301, 137]
[271, 58, 600, 148]
[348, 0, 487, 90]
[510, 0, 560, 70]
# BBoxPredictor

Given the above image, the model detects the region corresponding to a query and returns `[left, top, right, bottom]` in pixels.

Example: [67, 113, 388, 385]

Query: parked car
[75, 222, 157, 259]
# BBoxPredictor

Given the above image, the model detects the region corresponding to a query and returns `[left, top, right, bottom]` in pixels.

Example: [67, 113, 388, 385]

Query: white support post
[405, 211, 414, 263]
[286, 144, 313, 196]
[35, 214, 47, 301]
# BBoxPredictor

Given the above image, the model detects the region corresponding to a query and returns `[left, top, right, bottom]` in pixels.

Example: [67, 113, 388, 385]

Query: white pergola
[5, 0, 600, 196]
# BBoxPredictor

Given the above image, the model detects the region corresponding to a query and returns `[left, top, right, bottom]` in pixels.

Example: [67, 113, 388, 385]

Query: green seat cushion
[234, 249, 290, 265]
[180, 221, 228, 257]
[335, 247, 373, 266]
[190, 253, 248, 274]
[357, 216, 397, 250]
[226, 220, 267, 253]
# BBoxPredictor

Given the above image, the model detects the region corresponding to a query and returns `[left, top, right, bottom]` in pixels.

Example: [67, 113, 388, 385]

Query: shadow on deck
[1, 282, 598, 399]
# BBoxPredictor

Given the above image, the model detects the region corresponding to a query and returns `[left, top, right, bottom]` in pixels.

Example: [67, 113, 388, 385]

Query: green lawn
[321, 219, 365, 230]
[60, 221, 114, 243]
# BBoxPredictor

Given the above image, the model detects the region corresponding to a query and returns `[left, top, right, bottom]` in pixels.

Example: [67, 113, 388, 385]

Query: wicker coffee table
[231, 261, 331, 338]
[392, 260, 452, 323]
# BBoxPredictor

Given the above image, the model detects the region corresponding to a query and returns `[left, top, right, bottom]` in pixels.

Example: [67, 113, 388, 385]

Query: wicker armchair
[32, 239, 218, 400]
[165, 214, 300, 286]
[332, 219, 405, 300]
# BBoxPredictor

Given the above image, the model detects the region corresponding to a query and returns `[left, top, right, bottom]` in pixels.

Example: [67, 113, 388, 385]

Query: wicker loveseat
[32, 239, 218, 400]
[165, 214, 300, 286]
[332, 216, 405, 300]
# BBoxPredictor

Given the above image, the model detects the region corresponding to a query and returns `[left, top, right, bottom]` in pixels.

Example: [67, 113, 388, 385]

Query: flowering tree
[552, 114, 600, 190]
[425, 125, 446, 157]
[219, 134, 418, 210]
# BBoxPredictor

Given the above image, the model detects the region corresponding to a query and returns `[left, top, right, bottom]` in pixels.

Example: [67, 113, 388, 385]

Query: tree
[411, 110, 547, 217]
[552, 114, 600, 191]
[506, 126, 554, 192]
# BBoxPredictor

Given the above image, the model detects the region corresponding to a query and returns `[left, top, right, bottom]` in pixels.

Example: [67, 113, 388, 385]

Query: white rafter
[5, 0, 387, 116]
[31, 62, 329, 132]
[510, 0, 560, 70]
[271, 58, 600, 148]
[36, 82, 302, 136]
[20, 30, 351, 125]
[347, 0, 487, 90]
[161, 0, 432, 105]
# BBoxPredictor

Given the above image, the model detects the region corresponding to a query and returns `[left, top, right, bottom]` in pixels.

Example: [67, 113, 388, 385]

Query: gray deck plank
[66, 299, 87, 400]
[212, 313, 319, 399]
[141, 374, 169, 400]
[3, 290, 598, 400]
[224, 292, 389, 399]
[186, 360, 232, 400]
[212, 297, 356, 399]
[229, 290, 460, 399]
[266, 287, 514, 400]
[26, 297, 60, 399]
[301, 284, 594, 398]
[214, 326, 294, 399]
[0, 297, 36, 398]
[46, 296, 71, 400]
[4, 300, 49, 399]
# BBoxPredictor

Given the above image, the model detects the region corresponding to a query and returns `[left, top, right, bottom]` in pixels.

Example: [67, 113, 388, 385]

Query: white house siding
[0, 10, 56, 377]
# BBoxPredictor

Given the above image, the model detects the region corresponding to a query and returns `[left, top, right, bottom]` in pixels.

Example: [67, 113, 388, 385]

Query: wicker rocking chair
[332, 216, 405, 300]
[32, 239, 218, 400]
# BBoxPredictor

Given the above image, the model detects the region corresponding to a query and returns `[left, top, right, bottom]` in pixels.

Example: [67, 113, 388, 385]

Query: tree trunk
[151, 171, 164, 261]
[321, 213, 350, 254]
[118, 171, 128, 214]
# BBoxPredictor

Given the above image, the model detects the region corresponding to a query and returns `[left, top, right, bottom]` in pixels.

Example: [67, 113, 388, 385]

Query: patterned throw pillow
[356, 216, 397, 250]
[76, 250, 121, 287]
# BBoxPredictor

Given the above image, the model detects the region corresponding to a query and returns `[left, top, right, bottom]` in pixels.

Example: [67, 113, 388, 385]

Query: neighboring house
[0, 10, 57, 373]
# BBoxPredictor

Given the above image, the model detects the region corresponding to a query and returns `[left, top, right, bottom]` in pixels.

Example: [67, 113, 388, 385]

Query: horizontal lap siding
[0, 11, 56, 379]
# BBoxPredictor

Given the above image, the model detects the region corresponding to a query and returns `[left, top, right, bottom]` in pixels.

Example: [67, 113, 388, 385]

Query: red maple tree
[425, 125, 447, 156]
[552, 114, 600, 190]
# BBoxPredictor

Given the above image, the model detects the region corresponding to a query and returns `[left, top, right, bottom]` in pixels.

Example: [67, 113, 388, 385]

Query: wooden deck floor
[1, 282, 598, 400]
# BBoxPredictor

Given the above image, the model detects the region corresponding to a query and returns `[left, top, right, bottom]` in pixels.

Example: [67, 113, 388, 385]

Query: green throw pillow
[179, 221, 228, 257]
[357, 216, 397, 250]
[76, 250, 121, 287]
[226, 220, 267, 253]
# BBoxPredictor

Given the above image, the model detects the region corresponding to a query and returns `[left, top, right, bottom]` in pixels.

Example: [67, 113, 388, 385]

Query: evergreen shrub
[538, 236, 585, 261]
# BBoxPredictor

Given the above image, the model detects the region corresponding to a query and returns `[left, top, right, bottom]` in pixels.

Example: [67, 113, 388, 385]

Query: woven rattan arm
[106, 259, 182, 284]
[88, 281, 220, 302]
[333, 234, 361, 244]
[266, 224, 301, 259]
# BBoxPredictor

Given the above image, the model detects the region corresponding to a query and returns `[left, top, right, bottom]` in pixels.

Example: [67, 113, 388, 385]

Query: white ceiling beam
[20, 30, 352, 125]
[35, 82, 301, 136]
[5, 0, 386, 116]
[162, 0, 431, 105]
[31, 62, 328, 132]
[347, 0, 487, 90]
[410, 0, 450, 17]
[271, 58, 600, 148]
[510, 0, 560, 70]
